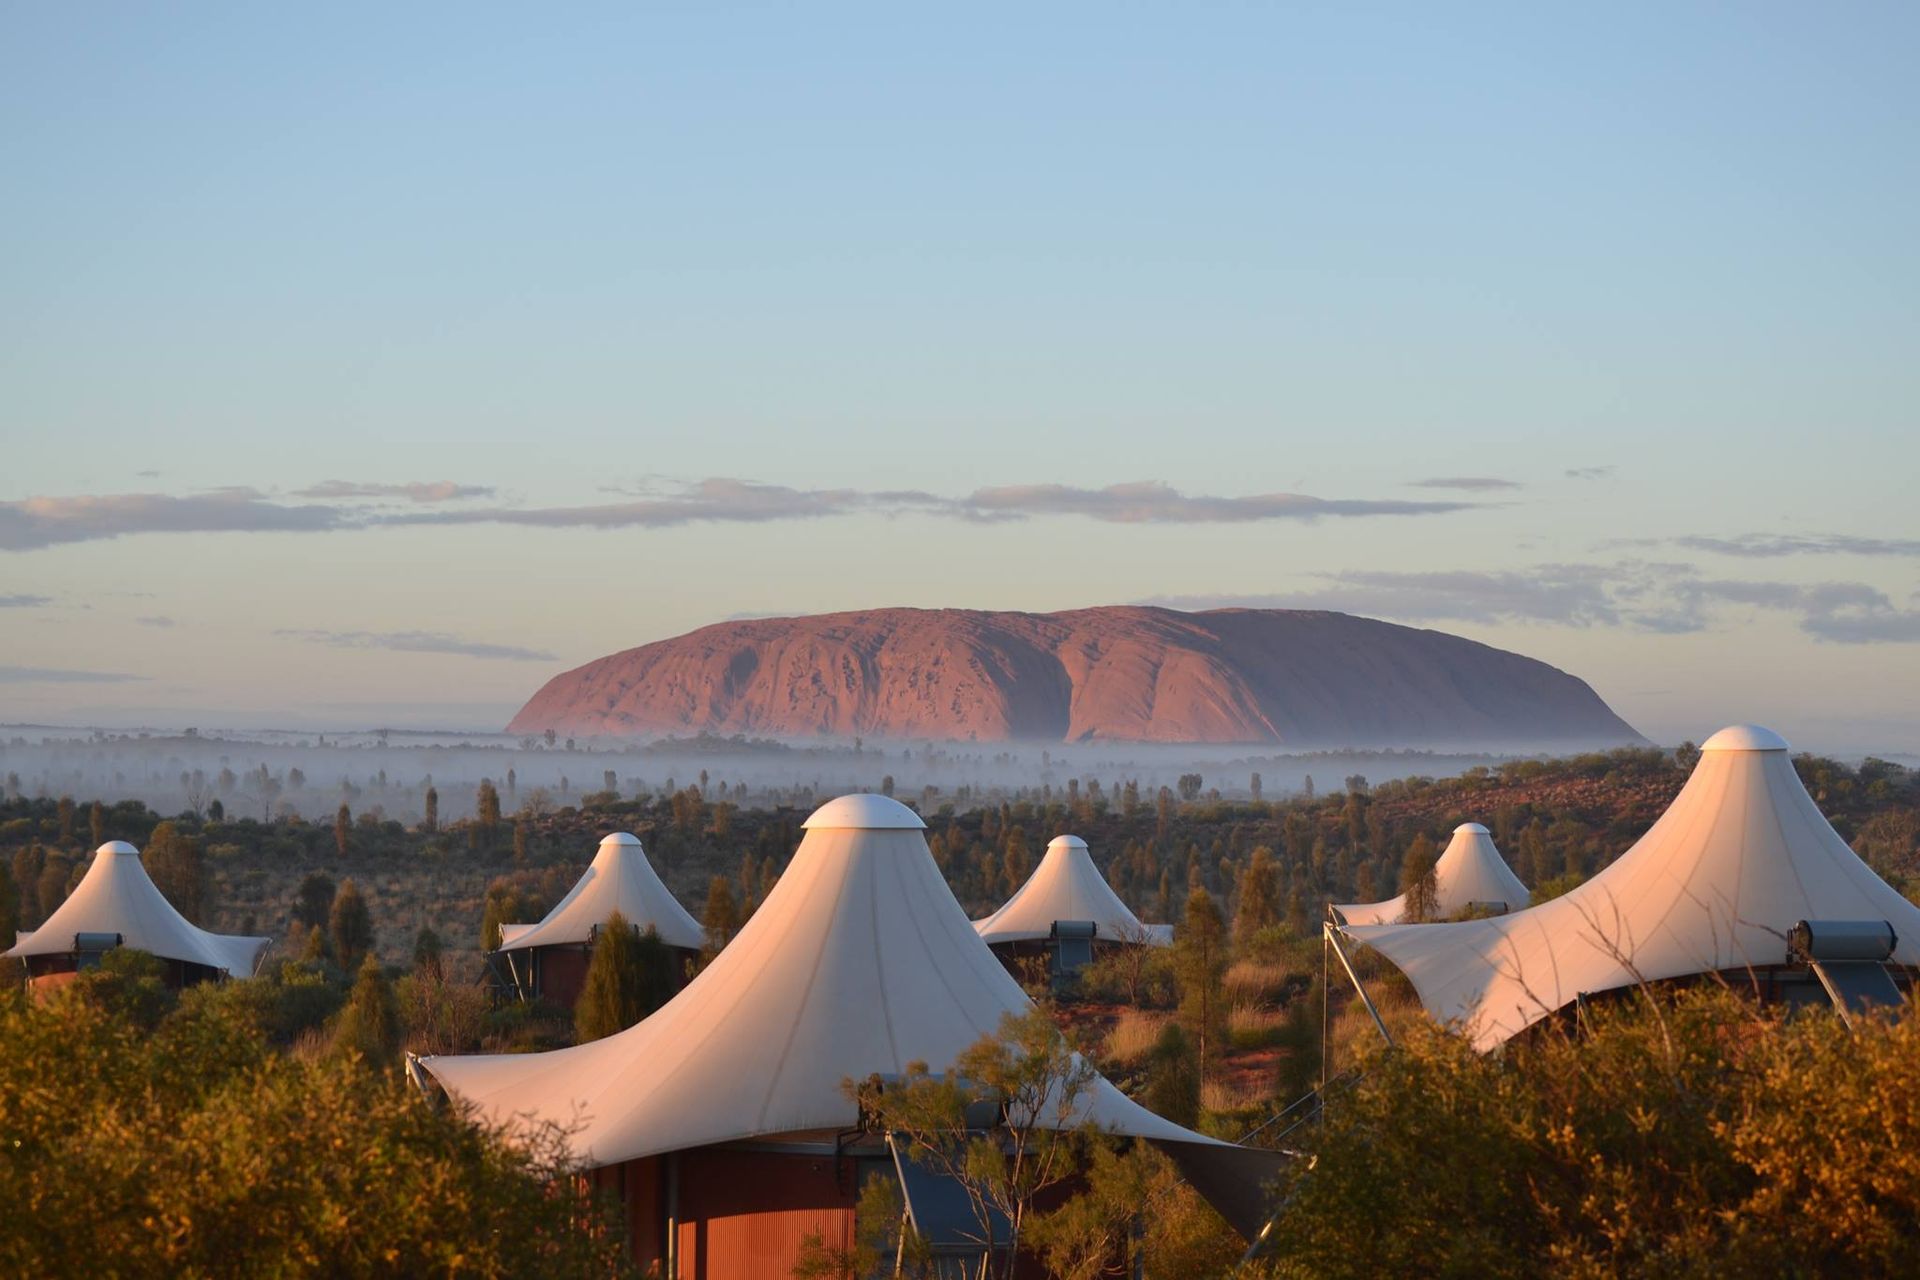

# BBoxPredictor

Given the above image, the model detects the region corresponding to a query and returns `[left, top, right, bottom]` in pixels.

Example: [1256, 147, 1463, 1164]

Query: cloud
[3, 478, 1484, 552]
[955, 482, 1475, 523]
[294, 480, 496, 503]
[388, 478, 1479, 532]
[1149, 562, 1920, 644]
[1149, 564, 1636, 628]
[0, 665, 145, 683]
[1667, 533, 1920, 559]
[1408, 476, 1523, 492]
[0, 594, 52, 608]
[135, 469, 160, 478]
[1565, 466, 1615, 481]
[388, 478, 891, 531]
[135, 615, 176, 628]
[0, 491, 346, 551]
[276, 628, 558, 662]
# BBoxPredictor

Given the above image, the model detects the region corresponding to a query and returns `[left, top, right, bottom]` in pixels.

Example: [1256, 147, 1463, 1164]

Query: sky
[2, 3, 1917, 752]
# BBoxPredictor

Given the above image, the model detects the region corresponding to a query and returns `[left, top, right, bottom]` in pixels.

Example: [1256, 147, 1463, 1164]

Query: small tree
[1174, 887, 1228, 1080]
[1234, 846, 1280, 943]
[412, 926, 443, 977]
[477, 780, 502, 841]
[145, 822, 206, 924]
[334, 804, 351, 859]
[574, 911, 674, 1043]
[330, 878, 374, 972]
[1142, 1021, 1201, 1127]
[422, 787, 438, 834]
[1399, 833, 1440, 923]
[333, 955, 401, 1067]
[848, 1004, 1099, 1278]
[294, 873, 336, 929]
[701, 875, 740, 957]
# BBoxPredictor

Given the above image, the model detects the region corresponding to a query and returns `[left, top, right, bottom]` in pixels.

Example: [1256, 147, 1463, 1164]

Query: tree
[1250, 772, 1263, 802]
[57, 796, 75, 846]
[334, 804, 351, 859]
[848, 1004, 1098, 1277]
[574, 911, 674, 1042]
[329, 879, 374, 973]
[89, 801, 105, 848]
[293, 873, 336, 929]
[1142, 1021, 1201, 1127]
[701, 875, 740, 956]
[0, 856, 18, 980]
[1173, 887, 1228, 1080]
[476, 780, 502, 840]
[411, 926, 443, 977]
[1177, 773, 1204, 803]
[36, 857, 74, 924]
[333, 955, 401, 1067]
[145, 822, 206, 924]
[422, 787, 438, 834]
[1234, 845, 1280, 942]
[1399, 833, 1440, 922]
[512, 818, 528, 866]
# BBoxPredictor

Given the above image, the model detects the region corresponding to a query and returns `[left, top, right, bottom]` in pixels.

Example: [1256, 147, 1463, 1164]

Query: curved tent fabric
[4, 841, 270, 977]
[495, 832, 703, 953]
[423, 795, 1280, 1239]
[1345, 725, 1920, 1051]
[974, 835, 1170, 946]
[1334, 823, 1531, 926]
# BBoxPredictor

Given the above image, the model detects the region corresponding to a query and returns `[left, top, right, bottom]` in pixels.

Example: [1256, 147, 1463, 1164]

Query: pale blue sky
[3, 3, 1917, 749]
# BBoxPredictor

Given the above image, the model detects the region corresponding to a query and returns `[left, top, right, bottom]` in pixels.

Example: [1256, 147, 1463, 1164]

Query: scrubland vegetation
[2, 745, 1917, 1274]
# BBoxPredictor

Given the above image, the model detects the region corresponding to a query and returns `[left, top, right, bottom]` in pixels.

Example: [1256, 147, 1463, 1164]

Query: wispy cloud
[1565, 466, 1615, 481]
[134, 615, 176, 628]
[1408, 476, 1523, 492]
[1667, 533, 1920, 559]
[4, 478, 1476, 551]
[0, 665, 145, 683]
[0, 593, 53, 608]
[1149, 562, 1920, 644]
[0, 491, 346, 551]
[293, 480, 496, 503]
[956, 482, 1474, 522]
[276, 628, 558, 662]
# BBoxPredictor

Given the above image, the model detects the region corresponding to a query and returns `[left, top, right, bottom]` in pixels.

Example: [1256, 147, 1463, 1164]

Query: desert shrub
[1227, 1001, 1287, 1050]
[1104, 1009, 1167, 1065]
[1259, 988, 1920, 1278]
[0, 982, 634, 1276]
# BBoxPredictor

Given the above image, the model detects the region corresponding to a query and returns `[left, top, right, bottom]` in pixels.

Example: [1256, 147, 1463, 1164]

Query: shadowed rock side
[508, 607, 1644, 747]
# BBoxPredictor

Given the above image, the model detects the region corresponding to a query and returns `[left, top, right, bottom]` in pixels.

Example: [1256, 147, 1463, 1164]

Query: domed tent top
[1345, 724, 1920, 1050]
[421, 796, 1277, 1240]
[1333, 823, 1530, 926]
[496, 832, 703, 953]
[800, 792, 926, 830]
[4, 841, 270, 976]
[1702, 723, 1789, 752]
[975, 834, 1172, 946]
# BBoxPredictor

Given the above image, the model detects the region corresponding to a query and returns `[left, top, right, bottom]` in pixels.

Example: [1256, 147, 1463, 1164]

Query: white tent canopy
[974, 835, 1172, 946]
[5, 840, 270, 977]
[496, 832, 703, 953]
[423, 794, 1279, 1238]
[1345, 725, 1920, 1051]
[1333, 823, 1531, 926]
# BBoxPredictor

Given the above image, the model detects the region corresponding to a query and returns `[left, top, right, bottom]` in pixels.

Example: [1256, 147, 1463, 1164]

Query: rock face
[508, 607, 1643, 747]
[503, 606, 1643, 744]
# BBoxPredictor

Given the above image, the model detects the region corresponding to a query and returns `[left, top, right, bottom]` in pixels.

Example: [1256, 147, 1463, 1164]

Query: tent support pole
[665, 1151, 679, 1278]
[1323, 922, 1393, 1047]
